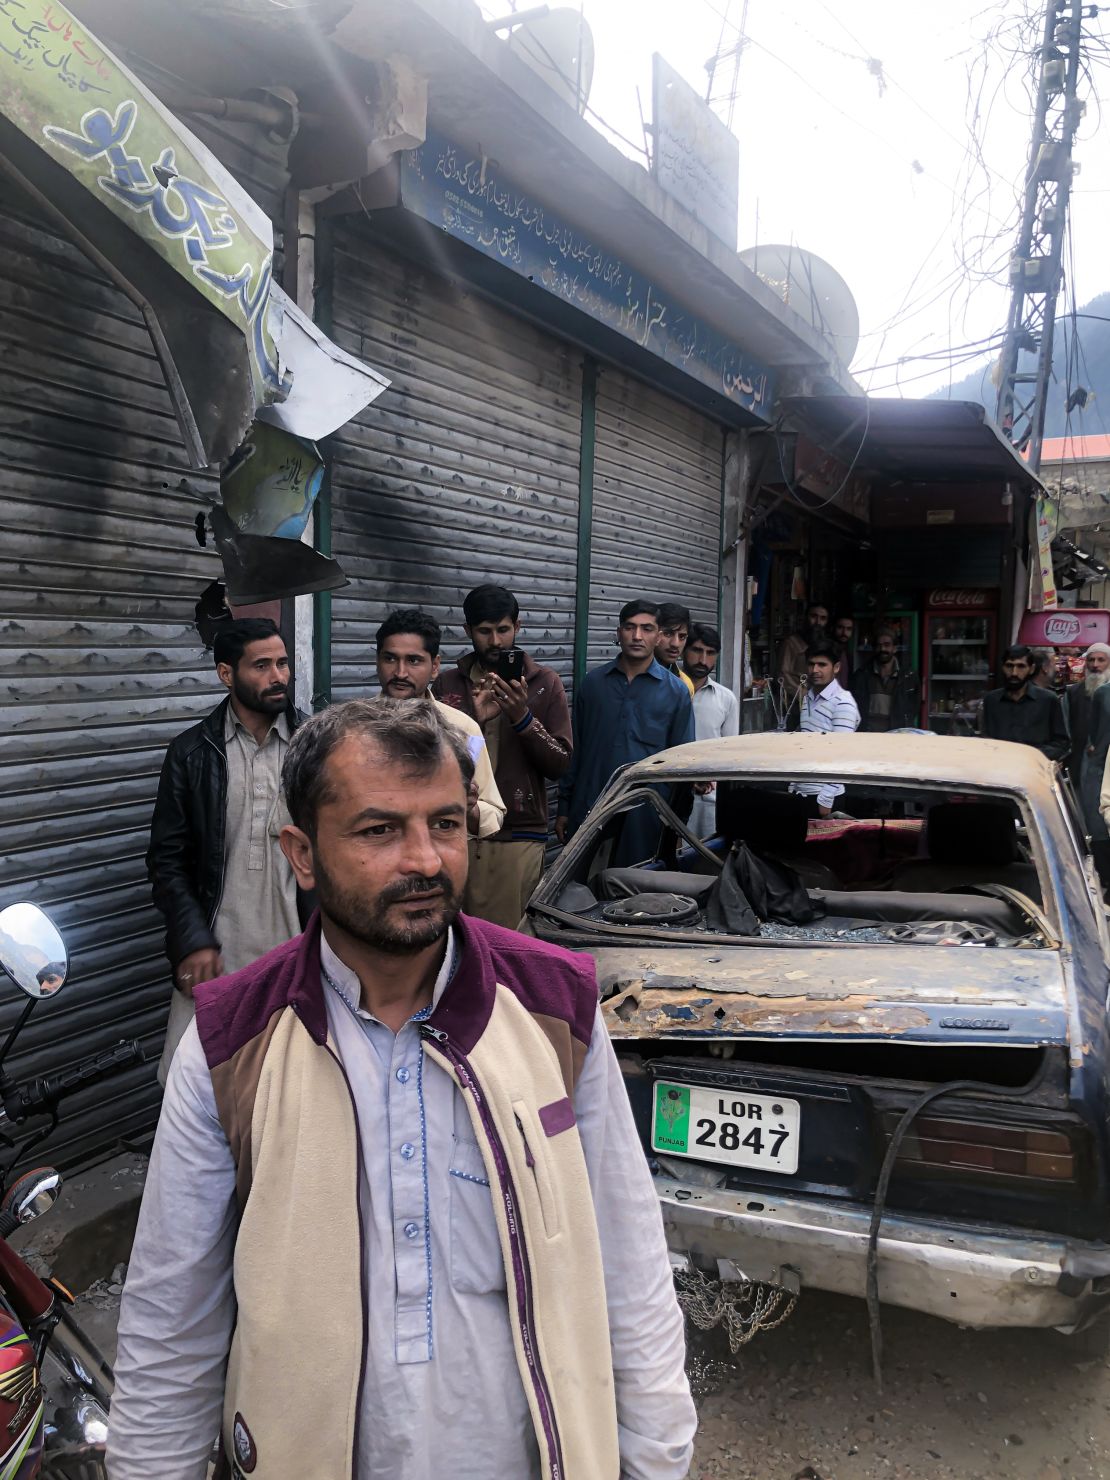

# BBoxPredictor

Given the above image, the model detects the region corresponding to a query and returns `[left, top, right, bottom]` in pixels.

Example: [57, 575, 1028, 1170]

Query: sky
[489, 0, 1110, 402]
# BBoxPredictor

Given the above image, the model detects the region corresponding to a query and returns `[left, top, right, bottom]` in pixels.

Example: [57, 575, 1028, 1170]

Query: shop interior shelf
[930, 674, 988, 681]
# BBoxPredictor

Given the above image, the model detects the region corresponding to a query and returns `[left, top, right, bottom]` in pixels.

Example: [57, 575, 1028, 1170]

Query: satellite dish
[506, 8, 595, 113]
[738, 245, 860, 365]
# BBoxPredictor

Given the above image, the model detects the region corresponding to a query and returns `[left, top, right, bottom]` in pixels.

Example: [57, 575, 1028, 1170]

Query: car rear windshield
[536, 779, 1053, 948]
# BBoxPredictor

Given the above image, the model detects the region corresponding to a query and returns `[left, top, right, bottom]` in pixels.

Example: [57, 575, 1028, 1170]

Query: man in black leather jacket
[146, 618, 314, 1080]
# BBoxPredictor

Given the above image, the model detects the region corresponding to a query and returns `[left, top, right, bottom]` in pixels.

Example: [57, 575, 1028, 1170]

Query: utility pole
[705, 0, 750, 130]
[995, 0, 1087, 472]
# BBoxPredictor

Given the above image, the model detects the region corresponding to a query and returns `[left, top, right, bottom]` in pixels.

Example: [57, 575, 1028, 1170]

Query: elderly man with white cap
[1077, 644, 1110, 886]
[1069, 644, 1110, 778]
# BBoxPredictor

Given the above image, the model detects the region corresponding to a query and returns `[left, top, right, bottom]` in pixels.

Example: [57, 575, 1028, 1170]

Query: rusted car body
[525, 735, 1110, 1337]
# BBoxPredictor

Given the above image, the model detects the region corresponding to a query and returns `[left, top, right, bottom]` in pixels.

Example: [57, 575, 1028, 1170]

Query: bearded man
[110, 698, 696, 1480]
[778, 600, 829, 695]
[1066, 642, 1110, 782]
[146, 618, 314, 1083]
[1073, 644, 1110, 886]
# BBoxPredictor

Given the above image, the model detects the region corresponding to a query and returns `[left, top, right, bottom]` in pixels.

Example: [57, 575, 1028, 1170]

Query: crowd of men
[113, 588, 1110, 1477]
[145, 589, 737, 1080]
[780, 605, 1110, 882]
[115, 591, 705, 1478]
[778, 602, 918, 733]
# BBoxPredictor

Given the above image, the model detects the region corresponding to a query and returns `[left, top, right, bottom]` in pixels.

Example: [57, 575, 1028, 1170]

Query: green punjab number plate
[652, 1081, 801, 1175]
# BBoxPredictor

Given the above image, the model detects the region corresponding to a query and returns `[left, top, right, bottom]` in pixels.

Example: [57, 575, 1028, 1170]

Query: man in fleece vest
[108, 696, 695, 1480]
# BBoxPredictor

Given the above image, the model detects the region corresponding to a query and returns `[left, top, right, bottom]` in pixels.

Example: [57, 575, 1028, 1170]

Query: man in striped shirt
[790, 639, 861, 816]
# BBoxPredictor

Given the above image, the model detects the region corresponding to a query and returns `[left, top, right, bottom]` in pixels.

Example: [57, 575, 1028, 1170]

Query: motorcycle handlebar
[3, 1040, 145, 1124]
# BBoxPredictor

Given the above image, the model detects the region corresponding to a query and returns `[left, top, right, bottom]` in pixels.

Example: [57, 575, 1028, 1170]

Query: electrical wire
[476, 0, 652, 160]
[867, 1074, 1035, 1392]
[773, 397, 873, 514]
[864, 347, 1004, 396]
[691, 0, 989, 211]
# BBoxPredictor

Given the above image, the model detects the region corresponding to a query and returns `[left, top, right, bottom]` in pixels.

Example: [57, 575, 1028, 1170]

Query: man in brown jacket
[435, 585, 572, 927]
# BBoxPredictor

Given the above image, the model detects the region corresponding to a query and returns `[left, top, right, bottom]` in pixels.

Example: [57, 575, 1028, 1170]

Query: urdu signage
[651, 54, 739, 249]
[0, 0, 281, 408]
[398, 130, 774, 421]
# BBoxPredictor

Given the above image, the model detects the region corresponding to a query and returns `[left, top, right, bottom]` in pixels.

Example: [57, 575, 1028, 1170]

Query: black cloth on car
[707, 842, 824, 935]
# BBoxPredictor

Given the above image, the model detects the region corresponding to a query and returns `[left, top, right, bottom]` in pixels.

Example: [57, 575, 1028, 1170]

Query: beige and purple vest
[194, 912, 619, 1480]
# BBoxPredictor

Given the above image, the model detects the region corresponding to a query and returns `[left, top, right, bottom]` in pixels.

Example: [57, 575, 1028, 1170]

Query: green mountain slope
[924, 291, 1110, 440]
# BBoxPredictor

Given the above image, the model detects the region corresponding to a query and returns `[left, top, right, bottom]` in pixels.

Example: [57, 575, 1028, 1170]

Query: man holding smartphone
[435, 585, 572, 927]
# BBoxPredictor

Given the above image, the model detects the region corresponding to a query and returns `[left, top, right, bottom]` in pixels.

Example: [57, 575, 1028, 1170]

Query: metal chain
[675, 1266, 799, 1353]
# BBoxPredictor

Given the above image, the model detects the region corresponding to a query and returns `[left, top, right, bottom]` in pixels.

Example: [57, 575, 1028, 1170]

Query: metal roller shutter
[588, 367, 724, 668]
[0, 86, 290, 1164]
[329, 232, 582, 701]
[0, 184, 223, 1167]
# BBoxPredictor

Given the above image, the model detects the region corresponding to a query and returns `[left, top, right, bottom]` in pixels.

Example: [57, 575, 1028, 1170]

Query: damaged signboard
[0, 0, 283, 464]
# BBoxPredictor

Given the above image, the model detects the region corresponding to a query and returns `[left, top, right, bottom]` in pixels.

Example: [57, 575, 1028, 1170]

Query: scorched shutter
[588, 367, 724, 667]
[0, 183, 222, 1166]
[328, 232, 582, 700]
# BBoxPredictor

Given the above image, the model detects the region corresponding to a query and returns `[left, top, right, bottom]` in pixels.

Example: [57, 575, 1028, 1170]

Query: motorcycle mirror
[0, 1168, 61, 1227]
[0, 905, 68, 1000]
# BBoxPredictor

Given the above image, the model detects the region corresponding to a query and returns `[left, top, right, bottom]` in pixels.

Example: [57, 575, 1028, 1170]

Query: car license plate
[651, 1081, 801, 1175]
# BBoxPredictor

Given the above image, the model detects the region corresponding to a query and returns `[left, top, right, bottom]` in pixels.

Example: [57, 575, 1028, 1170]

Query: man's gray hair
[282, 697, 475, 837]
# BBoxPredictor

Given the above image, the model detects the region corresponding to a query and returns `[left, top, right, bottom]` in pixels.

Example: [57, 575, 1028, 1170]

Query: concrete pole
[720, 428, 757, 701]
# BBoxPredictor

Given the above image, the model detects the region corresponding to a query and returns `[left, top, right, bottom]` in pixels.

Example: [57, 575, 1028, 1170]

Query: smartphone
[494, 648, 525, 684]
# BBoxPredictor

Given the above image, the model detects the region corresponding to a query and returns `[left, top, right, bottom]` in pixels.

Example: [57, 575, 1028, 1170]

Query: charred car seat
[714, 784, 841, 890]
[888, 801, 1040, 902]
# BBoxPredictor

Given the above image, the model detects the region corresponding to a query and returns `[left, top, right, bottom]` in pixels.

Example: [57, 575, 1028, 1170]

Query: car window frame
[537, 771, 1061, 948]
[1054, 776, 1110, 956]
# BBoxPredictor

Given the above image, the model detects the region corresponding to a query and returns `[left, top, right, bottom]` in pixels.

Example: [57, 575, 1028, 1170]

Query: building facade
[0, 0, 857, 1161]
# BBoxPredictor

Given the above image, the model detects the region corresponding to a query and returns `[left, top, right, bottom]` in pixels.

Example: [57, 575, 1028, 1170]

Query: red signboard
[1017, 608, 1110, 648]
[927, 589, 998, 610]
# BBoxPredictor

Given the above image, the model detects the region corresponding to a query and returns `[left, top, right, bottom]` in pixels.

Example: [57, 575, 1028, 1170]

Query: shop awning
[780, 396, 1047, 489]
[0, 0, 387, 468]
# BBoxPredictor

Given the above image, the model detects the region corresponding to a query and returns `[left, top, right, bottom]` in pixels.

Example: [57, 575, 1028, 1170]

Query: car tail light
[886, 1113, 1075, 1183]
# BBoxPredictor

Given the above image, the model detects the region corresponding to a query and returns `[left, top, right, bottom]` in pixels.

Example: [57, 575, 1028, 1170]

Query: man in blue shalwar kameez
[556, 598, 695, 866]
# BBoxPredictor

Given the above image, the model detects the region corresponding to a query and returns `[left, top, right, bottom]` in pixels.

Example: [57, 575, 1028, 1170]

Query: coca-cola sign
[928, 589, 993, 609]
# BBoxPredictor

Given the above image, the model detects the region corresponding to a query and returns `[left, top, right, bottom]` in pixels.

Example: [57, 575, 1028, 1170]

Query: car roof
[622, 732, 1059, 796]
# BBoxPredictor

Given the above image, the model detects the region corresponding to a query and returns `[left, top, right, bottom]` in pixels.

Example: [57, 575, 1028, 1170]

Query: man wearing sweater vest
[108, 697, 696, 1480]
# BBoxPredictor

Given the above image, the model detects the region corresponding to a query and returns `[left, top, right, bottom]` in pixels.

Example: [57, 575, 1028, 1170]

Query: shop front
[744, 428, 874, 725]
[319, 127, 779, 702]
[754, 397, 1045, 734]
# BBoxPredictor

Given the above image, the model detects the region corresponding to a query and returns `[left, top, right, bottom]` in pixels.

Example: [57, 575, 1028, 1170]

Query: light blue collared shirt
[108, 930, 696, 1480]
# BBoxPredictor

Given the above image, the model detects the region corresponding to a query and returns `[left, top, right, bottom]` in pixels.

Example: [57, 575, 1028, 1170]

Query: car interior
[539, 780, 1051, 947]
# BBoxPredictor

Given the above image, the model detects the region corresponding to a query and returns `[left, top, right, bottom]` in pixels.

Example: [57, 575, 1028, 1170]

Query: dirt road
[52, 1225, 1110, 1480]
[691, 1290, 1107, 1480]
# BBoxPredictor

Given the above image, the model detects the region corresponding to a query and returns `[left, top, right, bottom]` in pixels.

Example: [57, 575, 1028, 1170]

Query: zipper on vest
[514, 1114, 536, 1169]
[318, 1027, 369, 1480]
[420, 1025, 565, 1480]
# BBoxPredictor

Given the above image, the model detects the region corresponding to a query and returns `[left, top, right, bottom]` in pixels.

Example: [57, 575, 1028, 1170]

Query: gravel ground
[689, 1289, 1107, 1480]
[51, 1261, 1110, 1479]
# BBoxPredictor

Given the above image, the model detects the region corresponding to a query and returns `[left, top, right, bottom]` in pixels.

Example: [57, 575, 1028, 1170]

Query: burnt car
[525, 734, 1110, 1350]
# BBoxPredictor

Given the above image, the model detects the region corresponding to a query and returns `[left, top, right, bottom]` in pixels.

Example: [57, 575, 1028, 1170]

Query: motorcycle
[0, 901, 145, 1478]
